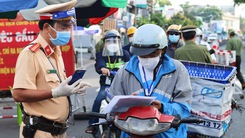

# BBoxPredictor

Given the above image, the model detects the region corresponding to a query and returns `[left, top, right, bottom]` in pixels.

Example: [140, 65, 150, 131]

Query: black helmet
[103, 29, 121, 41]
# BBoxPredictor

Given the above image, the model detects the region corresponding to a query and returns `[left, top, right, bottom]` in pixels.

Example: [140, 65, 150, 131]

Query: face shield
[102, 37, 123, 57]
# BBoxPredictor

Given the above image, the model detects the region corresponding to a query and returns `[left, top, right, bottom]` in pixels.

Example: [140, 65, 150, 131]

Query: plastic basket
[180, 60, 237, 83]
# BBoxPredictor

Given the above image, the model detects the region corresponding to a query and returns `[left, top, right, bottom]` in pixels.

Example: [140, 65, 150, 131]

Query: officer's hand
[151, 100, 162, 110]
[77, 81, 92, 95]
[51, 76, 83, 98]
[101, 68, 110, 76]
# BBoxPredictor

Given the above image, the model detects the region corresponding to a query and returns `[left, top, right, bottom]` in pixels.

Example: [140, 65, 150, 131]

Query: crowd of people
[86, 22, 245, 137]
[11, 0, 244, 138]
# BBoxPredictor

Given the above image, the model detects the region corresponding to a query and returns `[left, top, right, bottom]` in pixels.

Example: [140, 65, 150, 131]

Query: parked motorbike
[87, 106, 204, 138]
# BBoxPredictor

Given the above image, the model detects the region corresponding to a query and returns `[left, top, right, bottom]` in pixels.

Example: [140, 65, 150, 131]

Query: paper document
[103, 95, 156, 114]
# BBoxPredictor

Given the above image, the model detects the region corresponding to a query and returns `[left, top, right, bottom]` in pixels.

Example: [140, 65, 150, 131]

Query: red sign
[0, 20, 75, 90]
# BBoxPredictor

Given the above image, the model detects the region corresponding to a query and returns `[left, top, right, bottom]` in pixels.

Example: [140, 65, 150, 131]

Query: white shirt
[199, 40, 217, 62]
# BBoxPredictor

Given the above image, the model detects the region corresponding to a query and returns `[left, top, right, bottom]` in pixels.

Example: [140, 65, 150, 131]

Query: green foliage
[240, 17, 245, 34]
[194, 6, 223, 22]
[234, 0, 245, 5]
[157, 0, 171, 7]
[135, 2, 208, 30]
[180, 2, 197, 21]
[136, 16, 154, 27]
[150, 12, 167, 26]
[136, 12, 166, 27]
[165, 13, 201, 30]
[178, 3, 223, 23]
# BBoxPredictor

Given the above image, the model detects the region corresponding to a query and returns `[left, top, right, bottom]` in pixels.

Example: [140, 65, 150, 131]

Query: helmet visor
[130, 44, 159, 56]
[102, 38, 123, 56]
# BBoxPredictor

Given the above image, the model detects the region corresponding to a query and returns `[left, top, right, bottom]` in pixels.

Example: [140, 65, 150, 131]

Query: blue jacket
[110, 55, 192, 138]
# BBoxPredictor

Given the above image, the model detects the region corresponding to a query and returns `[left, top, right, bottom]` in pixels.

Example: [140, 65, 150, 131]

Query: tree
[234, 0, 245, 5]
[240, 17, 245, 34]
[180, 3, 200, 22]
[147, 0, 171, 14]
[181, 3, 223, 23]
[194, 6, 223, 23]
[136, 12, 167, 27]
[157, 0, 171, 7]
[165, 13, 202, 30]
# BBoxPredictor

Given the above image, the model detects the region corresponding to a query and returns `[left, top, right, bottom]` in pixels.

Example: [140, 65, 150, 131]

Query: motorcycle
[86, 105, 204, 138]
[84, 70, 118, 138]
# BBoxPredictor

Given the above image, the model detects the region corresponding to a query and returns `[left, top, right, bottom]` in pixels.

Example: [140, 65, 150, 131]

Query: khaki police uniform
[13, 0, 77, 137]
[14, 35, 69, 138]
[174, 25, 212, 63]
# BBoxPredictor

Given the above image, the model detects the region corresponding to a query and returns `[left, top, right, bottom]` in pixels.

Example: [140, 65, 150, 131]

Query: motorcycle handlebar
[180, 118, 204, 124]
[97, 70, 117, 76]
[89, 112, 107, 119]
[171, 118, 204, 128]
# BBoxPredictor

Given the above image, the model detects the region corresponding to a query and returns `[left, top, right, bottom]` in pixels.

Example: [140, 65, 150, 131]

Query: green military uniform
[226, 30, 245, 88]
[174, 25, 212, 63]
[174, 41, 212, 63]
[226, 36, 243, 56]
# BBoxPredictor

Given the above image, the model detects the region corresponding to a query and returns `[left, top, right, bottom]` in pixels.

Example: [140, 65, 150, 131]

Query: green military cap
[228, 29, 235, 34]
[180, 25, 197, 33]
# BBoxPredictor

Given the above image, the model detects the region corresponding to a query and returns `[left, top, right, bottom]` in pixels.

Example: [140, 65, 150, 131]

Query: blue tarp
[0, 0, 38, 12]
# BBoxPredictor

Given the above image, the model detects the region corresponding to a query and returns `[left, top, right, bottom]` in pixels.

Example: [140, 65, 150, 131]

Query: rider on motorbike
[109, 24, 192, 138]
[166, 24, 184, 58]
[86, 29, 131, 134]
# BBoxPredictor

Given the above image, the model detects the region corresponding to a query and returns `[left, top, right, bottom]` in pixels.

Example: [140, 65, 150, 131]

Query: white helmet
[196, 28, 203, 36]
[130, 24, 168, 56]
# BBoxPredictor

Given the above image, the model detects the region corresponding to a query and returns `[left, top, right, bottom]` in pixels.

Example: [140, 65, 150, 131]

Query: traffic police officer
[174, 25, 212, 63]
[12, 0, 91, 138]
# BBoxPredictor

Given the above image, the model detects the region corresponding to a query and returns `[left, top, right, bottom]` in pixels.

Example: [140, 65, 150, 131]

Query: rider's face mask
[48, 23, 71, 46]
[107, 43, 118, 53]
[128, 37, 133, 43]
[138, 56, 160, 70]
[168, 34, 180, 43]
[102, 37, 123, 56]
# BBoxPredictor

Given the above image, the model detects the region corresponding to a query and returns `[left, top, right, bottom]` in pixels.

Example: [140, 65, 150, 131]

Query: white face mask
[107, 44, 118, 53]
[128, 37, 133, 43]
[138, 56, 160, 70]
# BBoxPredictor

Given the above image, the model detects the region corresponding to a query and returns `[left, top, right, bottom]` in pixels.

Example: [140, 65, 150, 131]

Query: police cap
[180, 25, 197, 33]
[35, 0, 77, 21]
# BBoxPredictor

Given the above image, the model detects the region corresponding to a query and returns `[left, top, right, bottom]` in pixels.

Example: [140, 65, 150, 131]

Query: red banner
[0, 20, 75, 90]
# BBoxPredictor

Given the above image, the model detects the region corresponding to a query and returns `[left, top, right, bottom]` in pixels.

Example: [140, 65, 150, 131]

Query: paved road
[1, 43, 245, 138]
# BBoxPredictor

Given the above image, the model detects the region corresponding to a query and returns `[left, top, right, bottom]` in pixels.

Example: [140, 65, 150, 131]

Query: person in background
[86, 29, 131, 134]
[196, 28, 216, 63]
[109, 24, 192, 138]
[123, 26, 137, 56]
[226, 30, 245, 90]
[166, 24, 184, 58]
[174, 25, 212, 63]
[95, 29, 109, 53]
[12, 0, 91, 137]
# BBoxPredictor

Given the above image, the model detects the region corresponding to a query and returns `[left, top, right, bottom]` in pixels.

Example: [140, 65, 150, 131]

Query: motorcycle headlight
[114, 116, 171, 136]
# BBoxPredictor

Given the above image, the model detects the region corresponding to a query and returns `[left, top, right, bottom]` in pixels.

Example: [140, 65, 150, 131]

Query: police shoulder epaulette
[29, 43, 41, 53]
